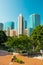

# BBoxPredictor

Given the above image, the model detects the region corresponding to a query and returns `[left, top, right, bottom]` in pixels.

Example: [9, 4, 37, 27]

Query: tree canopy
[6, 35, 32, 52]
[0, 30, 7, 44]
[31, 25, 43, 52]
[1, 25, 43, 53]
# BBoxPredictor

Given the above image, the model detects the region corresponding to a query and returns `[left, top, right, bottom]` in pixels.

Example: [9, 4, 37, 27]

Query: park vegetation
[0, 25, 43, 53]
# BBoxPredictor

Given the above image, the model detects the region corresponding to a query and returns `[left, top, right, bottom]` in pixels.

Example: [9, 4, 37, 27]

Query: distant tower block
[0, 23, 3, 30]
[18, 14, 24, 35]
[5, 21, 14, 30]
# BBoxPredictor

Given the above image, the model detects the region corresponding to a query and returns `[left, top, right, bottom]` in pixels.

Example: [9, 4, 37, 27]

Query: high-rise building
[5, 27, 17, 36]
[29, 28, 33, 35]
[24, 29, 30, 36]
[4, 21, 14, 30]
[29, 14, 40, 28]
[10, 30, 17, 36]
[24, 20, 27, 29]
[18, 14, 24, 35]
[29, 14, 40, 35]
[0, 23, 3, 30]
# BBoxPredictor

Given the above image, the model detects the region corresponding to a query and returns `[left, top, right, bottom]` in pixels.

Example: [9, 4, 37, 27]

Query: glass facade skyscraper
[24, 20, 27, 29]
[29, 14, 40, 28]
[29, 14, 40, 35]
[0, 23, 3, 30]
[4, 21, 14, 30]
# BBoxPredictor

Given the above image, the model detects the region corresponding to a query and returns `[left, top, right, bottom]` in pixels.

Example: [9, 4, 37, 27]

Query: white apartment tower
[18, 14, 24, 35]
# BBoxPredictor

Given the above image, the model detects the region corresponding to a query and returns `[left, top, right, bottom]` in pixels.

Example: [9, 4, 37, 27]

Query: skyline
[0, 0, 43, 25]
[0, 13, 41, 36]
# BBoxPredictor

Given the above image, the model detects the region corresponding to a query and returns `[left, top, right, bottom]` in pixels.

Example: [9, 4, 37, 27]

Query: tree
[6, 35, 32, 52]
[31, 25, 43, 52]
[13, 35, 32, 52]
[6, 37, 14, 48]
[0, 30, 7, 45]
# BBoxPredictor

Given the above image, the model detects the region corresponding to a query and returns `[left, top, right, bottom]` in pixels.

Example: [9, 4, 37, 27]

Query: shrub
[11, 56, 24, 64]
[16, 58, 23, 64]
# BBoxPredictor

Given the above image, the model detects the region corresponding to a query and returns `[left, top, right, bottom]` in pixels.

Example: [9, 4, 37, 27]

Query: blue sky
[0, 0, 43, 26]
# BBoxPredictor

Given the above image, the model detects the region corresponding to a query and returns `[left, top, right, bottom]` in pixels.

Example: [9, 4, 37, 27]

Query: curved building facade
[29, 14, 40, 28]
[29, 14, 40, 35]
[5, 21, 14, 30]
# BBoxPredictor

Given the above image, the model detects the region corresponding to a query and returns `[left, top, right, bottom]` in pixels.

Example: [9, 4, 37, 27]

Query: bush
[16, 58, 23, 64]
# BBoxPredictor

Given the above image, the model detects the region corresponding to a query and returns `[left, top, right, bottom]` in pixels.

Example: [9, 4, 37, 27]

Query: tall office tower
[29, 14, 40, 35]
[18, 14, 24, 35]
[29, 14, 40, 28]
[0, 23, 3, 30]
[4, 21, 14, 30]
